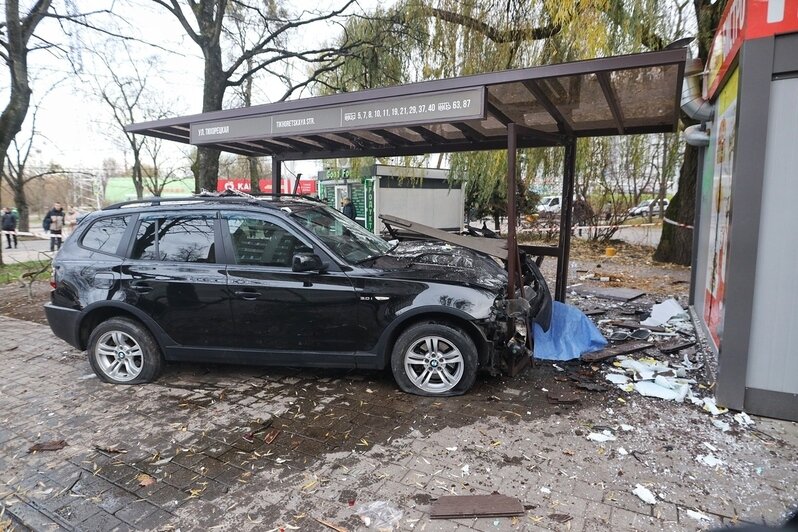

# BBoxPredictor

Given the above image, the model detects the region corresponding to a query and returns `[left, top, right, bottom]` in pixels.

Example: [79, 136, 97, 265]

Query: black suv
[45, 194, 551, 396]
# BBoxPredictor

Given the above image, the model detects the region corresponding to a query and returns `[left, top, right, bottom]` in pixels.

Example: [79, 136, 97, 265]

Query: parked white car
[628, 198, 669, 217]
[537, 196, 561, 214]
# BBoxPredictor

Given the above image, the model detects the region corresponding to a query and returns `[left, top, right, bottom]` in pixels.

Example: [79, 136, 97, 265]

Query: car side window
[81, 215, 131, 255]
[130, 215, 216, 262]
[225, 214, 311, 267]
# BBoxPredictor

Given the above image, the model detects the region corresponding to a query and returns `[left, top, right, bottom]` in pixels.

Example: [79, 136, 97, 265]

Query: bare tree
[87, 41, 175, 199]
[1, 103, 62, 232]
[150, 0, 361, 192]
[0, 1, 53, 202]
[141, 136, 185, 197]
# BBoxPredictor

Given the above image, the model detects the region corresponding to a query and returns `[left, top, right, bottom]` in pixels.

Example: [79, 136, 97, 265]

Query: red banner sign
[217, 178, 317, 195]
[706, 0, 798, 99]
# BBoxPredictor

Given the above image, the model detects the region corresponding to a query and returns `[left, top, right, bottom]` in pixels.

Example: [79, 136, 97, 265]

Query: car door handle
[131, 281, 152, 294]
[235, 289, 260, 301]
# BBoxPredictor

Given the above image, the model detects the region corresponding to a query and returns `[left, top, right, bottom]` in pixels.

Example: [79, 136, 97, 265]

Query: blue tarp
[532, 301, 608, 361]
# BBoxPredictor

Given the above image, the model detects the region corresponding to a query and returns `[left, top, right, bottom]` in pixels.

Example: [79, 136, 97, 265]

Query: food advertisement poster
[704, 69, 739, 349]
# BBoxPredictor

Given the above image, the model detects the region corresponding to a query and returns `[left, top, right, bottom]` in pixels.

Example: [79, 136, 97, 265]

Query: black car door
[121, 211, 236, 348]
[221, 211, 359, 365]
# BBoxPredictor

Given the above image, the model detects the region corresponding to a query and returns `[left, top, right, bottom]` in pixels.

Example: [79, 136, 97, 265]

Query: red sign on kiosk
[706, 0, 798, 99]
[217, 178, 318, 195]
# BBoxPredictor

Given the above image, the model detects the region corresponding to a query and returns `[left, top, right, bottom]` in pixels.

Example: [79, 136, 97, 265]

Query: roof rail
[103, 191, 324, 210]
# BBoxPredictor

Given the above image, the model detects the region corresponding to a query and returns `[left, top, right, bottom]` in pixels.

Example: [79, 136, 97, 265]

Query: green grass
[0, 260, 51, 284]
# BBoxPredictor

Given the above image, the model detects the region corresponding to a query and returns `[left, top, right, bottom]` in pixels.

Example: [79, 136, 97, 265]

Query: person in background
[64, 208, 79, 236]
[341, 197, 356, 221]
[2, 207, 17, 249]
[43, 202, 66, 251]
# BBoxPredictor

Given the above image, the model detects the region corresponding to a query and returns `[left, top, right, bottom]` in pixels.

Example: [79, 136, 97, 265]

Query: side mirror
[292, 252, 326, 273]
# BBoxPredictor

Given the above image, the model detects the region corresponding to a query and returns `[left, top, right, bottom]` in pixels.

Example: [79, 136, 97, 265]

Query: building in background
[690, 0, 798, 421]
[317, 165, 464, 234]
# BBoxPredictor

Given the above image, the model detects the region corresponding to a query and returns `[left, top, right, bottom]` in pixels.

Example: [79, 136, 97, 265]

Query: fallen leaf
[137, 473, 157, 487]
[28, 440, 67, 453]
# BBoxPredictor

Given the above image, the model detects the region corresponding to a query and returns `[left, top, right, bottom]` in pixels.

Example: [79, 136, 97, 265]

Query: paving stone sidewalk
[0, 316, 796, 531]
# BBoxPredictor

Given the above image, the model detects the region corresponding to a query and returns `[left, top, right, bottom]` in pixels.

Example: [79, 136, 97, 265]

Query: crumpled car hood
[367, 241, 507, 291]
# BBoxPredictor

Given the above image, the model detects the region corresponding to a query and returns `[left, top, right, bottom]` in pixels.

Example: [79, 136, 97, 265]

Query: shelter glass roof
[127, 49, 686, 160]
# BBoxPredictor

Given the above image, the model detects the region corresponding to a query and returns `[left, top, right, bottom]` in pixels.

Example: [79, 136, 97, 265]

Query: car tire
[390, 322, 478, 397]
[87, 317, 163, 384]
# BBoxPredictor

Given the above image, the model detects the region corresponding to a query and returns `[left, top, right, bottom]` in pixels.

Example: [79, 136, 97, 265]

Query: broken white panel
[632, 484, 657, 504]
[685, 509, 712, 522]
[606, 374, 630, 385]
[696, 454, 725, 467]
[634, 381, 683, 401]
[641, 298, 686, 326]
[587, 431, 617, 442]
[702, 397, 729, 416]
[712, 419, 731, 432]
[734, 412, 755, 426]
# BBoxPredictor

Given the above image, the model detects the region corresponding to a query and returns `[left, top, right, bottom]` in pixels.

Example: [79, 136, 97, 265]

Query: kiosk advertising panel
[704, 69, 739, 349]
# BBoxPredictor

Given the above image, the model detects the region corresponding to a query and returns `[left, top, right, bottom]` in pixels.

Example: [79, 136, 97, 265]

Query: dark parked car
[45, 194, 551, 396]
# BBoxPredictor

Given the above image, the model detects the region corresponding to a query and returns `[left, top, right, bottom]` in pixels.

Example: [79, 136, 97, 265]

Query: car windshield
[290, 204, 392, 264]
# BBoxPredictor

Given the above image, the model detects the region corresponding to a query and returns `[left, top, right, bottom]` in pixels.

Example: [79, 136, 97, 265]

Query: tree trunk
[132, 157, 144, 199]
[14, 184, 29, 232]
[248, 157, 261, 193]
[0, 1, 35, 200]
[198, 42, 226, 193]
[654, 143, 697, 265]
[654, 0, 725, 263]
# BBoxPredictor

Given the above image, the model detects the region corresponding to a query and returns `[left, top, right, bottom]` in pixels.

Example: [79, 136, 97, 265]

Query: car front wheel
[87, 317, 163, 384]
[391, 322, 478, 396]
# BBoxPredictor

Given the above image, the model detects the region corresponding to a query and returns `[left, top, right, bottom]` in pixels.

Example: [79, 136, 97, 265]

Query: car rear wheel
[391, 322, 478, 396]
[88, 317, 163, 384]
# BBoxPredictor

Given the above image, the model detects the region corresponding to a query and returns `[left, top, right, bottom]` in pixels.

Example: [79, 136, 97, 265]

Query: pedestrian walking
[2, 207, 17, 249]
[341, 197, 356, 221]
[43, 202, 66, 251]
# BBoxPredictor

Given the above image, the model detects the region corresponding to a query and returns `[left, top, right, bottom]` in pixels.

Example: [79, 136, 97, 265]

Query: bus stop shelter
[127, 48, 687, 301]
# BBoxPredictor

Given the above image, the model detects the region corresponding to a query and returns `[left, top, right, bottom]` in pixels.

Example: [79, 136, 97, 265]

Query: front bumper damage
[490, 255, 553, 376]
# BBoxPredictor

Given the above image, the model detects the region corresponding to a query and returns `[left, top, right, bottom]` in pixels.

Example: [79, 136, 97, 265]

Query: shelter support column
[556, 139, 576, 302]
[507, 123, 519, 296]
[272, 157, 282, 196]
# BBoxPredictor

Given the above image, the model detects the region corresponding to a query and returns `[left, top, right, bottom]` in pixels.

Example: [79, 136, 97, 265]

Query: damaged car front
[288, 206, 552, 396]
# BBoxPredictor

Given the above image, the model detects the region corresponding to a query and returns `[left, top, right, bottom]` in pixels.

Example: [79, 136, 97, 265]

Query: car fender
[365, 305, 491, 370]
[77, 300, 177, 350]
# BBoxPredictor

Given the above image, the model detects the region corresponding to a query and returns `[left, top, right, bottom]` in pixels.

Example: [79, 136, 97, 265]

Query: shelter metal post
[556, 139, 576, 302]
[272, 157, 282, 197]
[507, 123, 519, 295]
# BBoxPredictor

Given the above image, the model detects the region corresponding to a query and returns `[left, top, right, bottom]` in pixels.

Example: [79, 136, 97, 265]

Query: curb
[3, 497, 70, 532]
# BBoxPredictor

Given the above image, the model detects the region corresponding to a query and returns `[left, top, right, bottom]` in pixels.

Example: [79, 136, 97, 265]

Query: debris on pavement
[587, 430, 617, 442]
[548, 513, 573, 524]
[572, 285, 646, 302]
[712, 419, 731, 432]
[658, 338, 696, 354]
[696, 454, 725, 467]
[263, 428, 281, 444]
[734, 412, 755, 426]
[632, 484, 657, 505]
[641, 298, 686, 327]
[27, 440, 67, 453]
[685, 509, 712, 522]
[356, 501, 403, 528]
[93, 444, 126, 454]
[136, 473, 157, 487]
[313, 517, 349, 532]
[580, 341, 654, 362]
[429, 494, 525, 519]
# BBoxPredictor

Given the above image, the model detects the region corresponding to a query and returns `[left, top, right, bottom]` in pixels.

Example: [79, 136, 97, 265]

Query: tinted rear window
[81, 215, 130, 255]
[130, 215, 216, 262]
